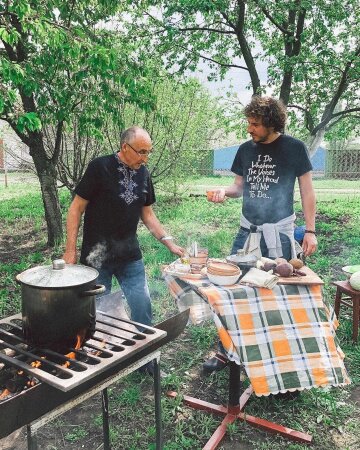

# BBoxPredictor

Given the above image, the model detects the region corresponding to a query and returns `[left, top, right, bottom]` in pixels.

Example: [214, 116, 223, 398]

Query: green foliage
[0, 0, 159, 136]
[112, 77, 225, 195]
[64, 426, 88, 442]
[131, 0, 359, 146]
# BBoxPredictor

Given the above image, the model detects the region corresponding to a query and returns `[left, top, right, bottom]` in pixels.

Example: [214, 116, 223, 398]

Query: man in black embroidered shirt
[63, 126, 183, 333]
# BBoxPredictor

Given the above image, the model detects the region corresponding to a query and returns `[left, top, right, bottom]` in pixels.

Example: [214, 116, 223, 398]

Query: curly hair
[244, 96, 287, 132]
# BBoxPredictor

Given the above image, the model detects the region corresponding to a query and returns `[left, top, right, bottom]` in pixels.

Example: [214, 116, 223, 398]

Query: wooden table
[332, 280, 360, 343]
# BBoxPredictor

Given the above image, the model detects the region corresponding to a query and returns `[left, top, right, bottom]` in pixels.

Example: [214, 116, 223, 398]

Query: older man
[63, 126, 183, 338]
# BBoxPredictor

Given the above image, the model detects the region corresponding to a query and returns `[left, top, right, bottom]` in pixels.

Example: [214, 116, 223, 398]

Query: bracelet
[160, 235, 173, 241]
[305, 230, 316, 235]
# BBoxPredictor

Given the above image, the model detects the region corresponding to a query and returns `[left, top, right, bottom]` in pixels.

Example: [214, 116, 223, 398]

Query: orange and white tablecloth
[163, 273, 351, 396]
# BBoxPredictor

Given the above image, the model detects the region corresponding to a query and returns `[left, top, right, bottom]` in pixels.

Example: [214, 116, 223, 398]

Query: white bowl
[207, 271, 241, 286]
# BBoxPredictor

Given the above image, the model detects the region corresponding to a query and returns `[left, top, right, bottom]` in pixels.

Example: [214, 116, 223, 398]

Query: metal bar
[88, 336, 125, 350]
[167, 392, 228, 415]
[94, 327, 137, 343]
[153, 357, 162, 450]
[238, 412, 312, 444]
[97, 311, 158, 334]
[203, 413, 237, 450]
[102, 388, 110, 450]
[26, 424, 37, 450]
[228, 362, 240, 408]
[96, 319, 149, 338]
[239, 386, 253, 411]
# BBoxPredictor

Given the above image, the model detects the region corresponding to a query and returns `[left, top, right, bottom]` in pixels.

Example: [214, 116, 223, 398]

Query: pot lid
[16, 259, 99, 288]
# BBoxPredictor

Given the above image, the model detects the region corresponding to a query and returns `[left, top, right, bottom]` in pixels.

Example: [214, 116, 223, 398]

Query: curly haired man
[204, 96, 317, 373]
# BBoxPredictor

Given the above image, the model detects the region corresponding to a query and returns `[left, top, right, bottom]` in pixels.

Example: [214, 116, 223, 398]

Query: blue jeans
[96, 259, 152, 326]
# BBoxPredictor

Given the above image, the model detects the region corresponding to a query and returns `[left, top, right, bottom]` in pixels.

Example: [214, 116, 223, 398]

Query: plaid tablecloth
[163, 273, 351, 396]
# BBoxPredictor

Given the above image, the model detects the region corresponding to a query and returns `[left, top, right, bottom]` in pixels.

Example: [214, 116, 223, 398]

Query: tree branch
[220, 10, 236, 30]
[287, 103, 315, 132]
[194, 52, 248, 70]
[331, 107, 360, 118]
[232, 0, 261, 94]
[2, 117, 31, 146]
[169, 40, 248, 71]
[177, 26, 236, 35]
[313, 46, 360, 134]
[51, 120, 64, 164]
[256, 4, 293, 36]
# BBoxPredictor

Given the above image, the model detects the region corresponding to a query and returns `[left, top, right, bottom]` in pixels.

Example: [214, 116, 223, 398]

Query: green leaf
[17, 112, 42, 133]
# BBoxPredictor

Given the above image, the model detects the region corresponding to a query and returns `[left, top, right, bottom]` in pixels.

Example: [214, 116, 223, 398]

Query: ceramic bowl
[207, 271, 241, 286]
[342, 265, 360, 278]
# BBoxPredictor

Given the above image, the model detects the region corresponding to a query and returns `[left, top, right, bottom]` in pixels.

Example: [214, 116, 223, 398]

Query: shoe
[202, 353, 229, 374]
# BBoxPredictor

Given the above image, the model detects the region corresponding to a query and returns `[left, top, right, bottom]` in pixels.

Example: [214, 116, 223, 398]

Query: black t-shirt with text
[231, 135, 312, 225]
[75, 154, 155, 267]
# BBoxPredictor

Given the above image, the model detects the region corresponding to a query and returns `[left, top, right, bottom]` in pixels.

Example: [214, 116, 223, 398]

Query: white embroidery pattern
[115, 154, 138, 205]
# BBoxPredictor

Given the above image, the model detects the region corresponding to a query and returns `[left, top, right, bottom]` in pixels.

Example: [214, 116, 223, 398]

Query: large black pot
[16, 259, 105, 350]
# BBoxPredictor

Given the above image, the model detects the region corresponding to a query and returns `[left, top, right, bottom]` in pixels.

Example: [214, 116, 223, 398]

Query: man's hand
[62, 250, 78, 264]
[302, 233, 317, 257]
[206, 188, 226, 203]
[165, 241, 184, 257]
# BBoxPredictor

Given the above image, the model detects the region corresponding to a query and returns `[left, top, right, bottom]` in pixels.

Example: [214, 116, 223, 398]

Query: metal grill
[0, 311, 166, 392]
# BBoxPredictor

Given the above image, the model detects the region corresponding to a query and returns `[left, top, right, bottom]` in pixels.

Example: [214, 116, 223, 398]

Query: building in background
[213, 144, 326, 177]
[0, 120, 31, 171]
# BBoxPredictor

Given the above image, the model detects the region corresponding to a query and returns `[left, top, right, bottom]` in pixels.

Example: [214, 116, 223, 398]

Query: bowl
[207, 271, 241, 286]
[342, 265, 360, 278]
[226, 254, 258, 274]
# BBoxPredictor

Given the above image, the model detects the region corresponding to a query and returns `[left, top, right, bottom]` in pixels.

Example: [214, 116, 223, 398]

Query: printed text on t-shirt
[246, 154, 279, 199]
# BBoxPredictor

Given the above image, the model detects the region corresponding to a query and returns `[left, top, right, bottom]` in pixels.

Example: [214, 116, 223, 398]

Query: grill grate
[0, 312, 166, 392]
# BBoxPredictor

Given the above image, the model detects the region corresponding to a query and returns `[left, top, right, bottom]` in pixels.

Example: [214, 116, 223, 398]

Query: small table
[332, 280, 360, 343]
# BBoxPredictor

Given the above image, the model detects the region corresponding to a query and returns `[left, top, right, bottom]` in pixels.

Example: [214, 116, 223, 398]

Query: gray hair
[120, 126, 142, 147]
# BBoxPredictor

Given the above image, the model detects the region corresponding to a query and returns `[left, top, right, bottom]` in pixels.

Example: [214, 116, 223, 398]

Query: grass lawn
[1, 175, 360, 449]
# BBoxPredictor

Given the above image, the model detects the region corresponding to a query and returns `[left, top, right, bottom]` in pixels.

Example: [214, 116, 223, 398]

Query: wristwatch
[160, 236, 174, 241]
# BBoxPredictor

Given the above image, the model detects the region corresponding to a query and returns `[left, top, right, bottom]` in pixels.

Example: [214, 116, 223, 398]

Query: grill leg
[102, 388, 111, 450]
[153, 358, 163, 450]
[26, 424, 38, 450]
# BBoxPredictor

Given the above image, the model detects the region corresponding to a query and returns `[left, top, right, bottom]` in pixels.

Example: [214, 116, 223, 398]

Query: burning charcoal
[6, 375, 28, 393]
[0, 367, 14, 386]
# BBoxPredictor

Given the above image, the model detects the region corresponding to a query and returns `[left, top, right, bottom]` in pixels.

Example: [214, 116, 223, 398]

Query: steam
[86, 242, 107, 269]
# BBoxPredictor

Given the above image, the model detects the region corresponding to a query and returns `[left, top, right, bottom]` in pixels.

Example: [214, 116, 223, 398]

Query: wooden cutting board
[277, 265, 324, 285]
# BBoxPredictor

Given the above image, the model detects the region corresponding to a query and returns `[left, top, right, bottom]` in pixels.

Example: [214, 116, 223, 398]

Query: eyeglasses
[126, 142, 153, 157]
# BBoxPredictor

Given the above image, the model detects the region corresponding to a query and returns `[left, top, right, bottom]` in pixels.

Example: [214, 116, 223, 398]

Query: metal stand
[26, 351, 163, 450]
[102, 388, 110, 450]
[167, 362, 312, 449]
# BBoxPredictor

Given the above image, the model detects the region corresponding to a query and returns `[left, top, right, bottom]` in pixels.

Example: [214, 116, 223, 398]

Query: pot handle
[80, 284, 106, 297]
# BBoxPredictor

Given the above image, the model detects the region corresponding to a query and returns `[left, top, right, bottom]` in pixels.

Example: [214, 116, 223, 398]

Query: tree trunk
[30, 144, 63, 247]
[307, 128, 325, 157]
